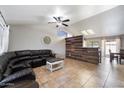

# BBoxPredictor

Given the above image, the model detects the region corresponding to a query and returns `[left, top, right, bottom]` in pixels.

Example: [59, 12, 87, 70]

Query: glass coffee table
[46, 58, 64, 72]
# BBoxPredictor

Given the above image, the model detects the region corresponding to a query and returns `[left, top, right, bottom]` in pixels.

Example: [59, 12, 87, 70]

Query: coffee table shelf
[46, 58, 64, 72]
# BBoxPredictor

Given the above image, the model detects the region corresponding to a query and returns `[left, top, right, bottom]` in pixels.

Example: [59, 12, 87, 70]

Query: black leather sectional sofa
[0, 49, 55, 88]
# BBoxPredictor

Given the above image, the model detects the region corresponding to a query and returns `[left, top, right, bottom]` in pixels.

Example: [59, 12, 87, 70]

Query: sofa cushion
[9, 56, 31, 66]
[0, 55, 9, 73]
[15, 50, 31, 57]
[39, 54, 49, 57]
[40, 50, 52, 55]
[10, 63, 31, 73]
[0, 71, 3, 81]
[31, 58, 46, 68]
[3, 62, 32, 79]
[0, 68, 35, 87]
[0, 52, 16, 80]
[5, 80, 39, 88]
[8, 58, 19, 67]
[31, 50, 52, 56]
[3, 66, 12, 78]
[17, 56, 31, 61]
[4, 52, 16, 60]
[31, 55, 40, 59]
[31, 50, 41, 55]
[32, 58, 44, 62]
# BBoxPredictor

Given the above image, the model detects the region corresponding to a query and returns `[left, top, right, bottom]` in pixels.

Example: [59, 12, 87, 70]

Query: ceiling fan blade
[62, 23, 68, 27]
[58, 17, 61, 21]
[56, 25, 59, 28]
[62, 19, 70, 22]
[53, 17, 58, 21]
[48, 22, 56, 24]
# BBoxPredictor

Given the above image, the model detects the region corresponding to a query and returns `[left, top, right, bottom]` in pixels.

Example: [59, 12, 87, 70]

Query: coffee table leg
[46, 63, 48, 69]
[62, 62, 64, 68]
[50, 64, 53, 72]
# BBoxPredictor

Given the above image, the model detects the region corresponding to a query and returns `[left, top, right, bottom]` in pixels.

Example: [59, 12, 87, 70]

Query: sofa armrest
[11, 63, 31, 69]
[10, 63, 31, 73]
[0, 68, 35, 87]
[3, 67, 12, 78]
[51, 53, 56, 57]
[3, 63, 31, 78]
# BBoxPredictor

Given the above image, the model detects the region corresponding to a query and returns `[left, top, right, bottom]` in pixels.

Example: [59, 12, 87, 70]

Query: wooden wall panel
[65, 35, 101, 64]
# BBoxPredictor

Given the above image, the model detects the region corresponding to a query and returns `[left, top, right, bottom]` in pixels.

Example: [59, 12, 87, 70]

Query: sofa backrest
[40, 50, 52, 55]
[0, 54, 9, 80]
[0, 52, 17, 80]
[15, 50, 31, 57]
[31, 50, 52, 56]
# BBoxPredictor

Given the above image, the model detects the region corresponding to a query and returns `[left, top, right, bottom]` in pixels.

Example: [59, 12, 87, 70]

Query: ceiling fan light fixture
[48, 16, 70, 28]
[57, 22, 62, 26]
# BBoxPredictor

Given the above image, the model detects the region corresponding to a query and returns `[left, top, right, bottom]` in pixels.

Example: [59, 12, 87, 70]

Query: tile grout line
[103, 69, 111, 88]
[81, 72, 95, 88]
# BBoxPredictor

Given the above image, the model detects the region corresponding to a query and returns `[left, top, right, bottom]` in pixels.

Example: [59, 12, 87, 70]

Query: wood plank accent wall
[65, 35, 101, 64]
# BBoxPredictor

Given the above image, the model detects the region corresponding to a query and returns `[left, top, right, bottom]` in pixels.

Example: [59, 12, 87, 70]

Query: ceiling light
[81, 30, 89, 35]
[81, 29, 95, 35]
[57, 22, 62, 26]
[87, 29, 95, 35]
[53, 8, 64, 17]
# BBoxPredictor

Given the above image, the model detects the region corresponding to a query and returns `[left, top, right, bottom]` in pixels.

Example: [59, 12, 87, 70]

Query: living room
[0, 5, 124, 89]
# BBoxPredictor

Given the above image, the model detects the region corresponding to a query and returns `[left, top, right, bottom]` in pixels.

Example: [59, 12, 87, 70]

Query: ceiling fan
[48, 16, 70, 28]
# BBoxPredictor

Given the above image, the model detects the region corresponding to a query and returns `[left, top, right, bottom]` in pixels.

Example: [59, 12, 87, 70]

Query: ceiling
[71, 6, 124, 38]
[1, 5, 123, 38]
[0, 5, 117, 25]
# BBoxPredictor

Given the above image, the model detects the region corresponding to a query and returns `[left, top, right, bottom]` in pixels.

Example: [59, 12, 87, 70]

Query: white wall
[9, 25, 66, 57]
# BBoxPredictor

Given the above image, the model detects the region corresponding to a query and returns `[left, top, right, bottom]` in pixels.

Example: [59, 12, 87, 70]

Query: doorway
[105, 40, 117, 57]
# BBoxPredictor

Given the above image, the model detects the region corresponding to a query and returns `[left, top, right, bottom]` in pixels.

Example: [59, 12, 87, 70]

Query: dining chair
[120, 49, 124, 64]
[109, 49, 118, 63]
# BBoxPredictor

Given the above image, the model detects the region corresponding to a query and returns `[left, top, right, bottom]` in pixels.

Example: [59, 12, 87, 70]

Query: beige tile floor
[33, 58, 124, 88]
